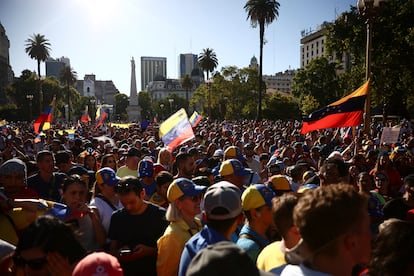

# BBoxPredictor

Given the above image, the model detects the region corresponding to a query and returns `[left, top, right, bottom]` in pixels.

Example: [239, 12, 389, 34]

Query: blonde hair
[166, 202, 183, 222]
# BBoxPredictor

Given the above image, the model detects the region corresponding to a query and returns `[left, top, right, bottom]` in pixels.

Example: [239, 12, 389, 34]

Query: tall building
[179, 53, 198, 77]
[45, 57, 70, 78]
[0, 22, 14, 104]
[263, 70, 296, 94]
[300, 21, 350, 71]
[141, 56, 167, 91]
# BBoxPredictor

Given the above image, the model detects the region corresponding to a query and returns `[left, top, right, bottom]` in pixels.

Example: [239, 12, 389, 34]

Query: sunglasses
[14, 254, 47, 270]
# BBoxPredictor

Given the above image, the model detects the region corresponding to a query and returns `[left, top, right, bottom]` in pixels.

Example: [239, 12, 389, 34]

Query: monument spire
[127, 57, 141, 122]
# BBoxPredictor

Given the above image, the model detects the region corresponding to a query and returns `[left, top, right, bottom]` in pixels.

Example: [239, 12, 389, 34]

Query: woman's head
[374, 171, 390, 195]
[101, 154, 117, 170]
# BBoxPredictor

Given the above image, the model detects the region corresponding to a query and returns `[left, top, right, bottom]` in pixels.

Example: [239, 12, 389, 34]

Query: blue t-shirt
[236, 224, 269, 262]
[178, 225, 228, 276]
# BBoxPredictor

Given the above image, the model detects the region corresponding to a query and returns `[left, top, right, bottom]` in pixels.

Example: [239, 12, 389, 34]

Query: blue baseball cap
[138, 159, 154, 177]
[96, 167, 120, 186]
[167, 178, 207, 202]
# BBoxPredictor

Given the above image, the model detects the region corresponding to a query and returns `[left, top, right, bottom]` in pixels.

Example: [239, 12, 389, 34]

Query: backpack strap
[95, 194, 117, 211]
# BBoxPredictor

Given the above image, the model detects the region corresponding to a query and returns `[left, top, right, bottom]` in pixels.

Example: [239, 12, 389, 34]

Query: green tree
[180, 74, 194, 103]
[24, 34, 51, 78]
[59, 66, 77, 121]
[300, 94, 320, 115]
[244, 0, 280, 121]
[25, 33, 51, 113]
[326, 2, 414, 118]
[114, 93, 129, 120]
[198, 48, 218, 118]
[138, 91, 152, 120]
[291, 57, 339, 109]
[263, 93, 300, 120]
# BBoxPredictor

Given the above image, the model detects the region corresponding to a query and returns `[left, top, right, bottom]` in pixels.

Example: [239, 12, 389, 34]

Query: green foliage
[300, 94, 320, 115]
[180, 74, 194, 102]
[263, 92, 300, 120]
[291, 57, 339, 108]
[326, 1, 414, 118]
[198, 48, 218, 80]
[138, 91, 152, 120]
[24, 34, 51, 78]
[114, 93, 129, 120]
[244, 0, 280, 121]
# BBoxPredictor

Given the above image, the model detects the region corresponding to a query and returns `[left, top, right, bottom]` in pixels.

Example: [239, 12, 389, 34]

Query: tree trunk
[257, 22, 265, 121]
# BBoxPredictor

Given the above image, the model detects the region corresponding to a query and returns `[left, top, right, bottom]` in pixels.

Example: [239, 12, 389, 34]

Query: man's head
[219, 159, 251, 188]
[294, 184, 370, 265]
[0, 158, 27, 197]
[203, 181, 242, 234]
[224, 146, 245, 162]
[319, 158, 349, 186]
[174, 153, 194, 178]
[36, 150, 55, 174]
[241, 184, 275, 227]
[54, 150, 72, 173]
[272, 193, 300, 242]
[114, 176, 145, 214]
[125, 147, 141, 170]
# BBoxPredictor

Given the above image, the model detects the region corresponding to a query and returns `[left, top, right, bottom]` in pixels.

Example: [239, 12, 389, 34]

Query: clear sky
[1, 0, 356, 95]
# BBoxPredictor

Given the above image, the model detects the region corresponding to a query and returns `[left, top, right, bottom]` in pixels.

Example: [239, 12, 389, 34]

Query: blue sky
[1, 0, 356, 95]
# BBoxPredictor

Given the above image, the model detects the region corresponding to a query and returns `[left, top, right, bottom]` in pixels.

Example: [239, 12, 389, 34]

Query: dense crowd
[0, 118, 414, 276]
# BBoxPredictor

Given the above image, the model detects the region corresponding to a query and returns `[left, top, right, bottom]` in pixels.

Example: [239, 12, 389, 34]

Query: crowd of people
[0, 118, 414, 275]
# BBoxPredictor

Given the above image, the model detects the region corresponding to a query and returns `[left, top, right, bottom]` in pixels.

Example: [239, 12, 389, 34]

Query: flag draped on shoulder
[300, 80, 370, 134]
[81, 105, 91, 123]
[95, 105, 107, 128]
[34, 97, 55, 134]
[159, 108, 195, 151]
[189, 111, 202, 128]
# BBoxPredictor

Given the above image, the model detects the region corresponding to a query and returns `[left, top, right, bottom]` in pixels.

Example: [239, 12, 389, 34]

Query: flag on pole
[80, 105, 91, 123]
[159, 108, 195, 151]
[300, 80, 370, 134]
[189, 111, 202, 128]
[95, 105, 107, 128]
[34, 97, 55, 134]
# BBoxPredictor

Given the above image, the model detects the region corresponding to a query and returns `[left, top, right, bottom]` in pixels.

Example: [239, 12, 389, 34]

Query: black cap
[127, 147, 141, 157]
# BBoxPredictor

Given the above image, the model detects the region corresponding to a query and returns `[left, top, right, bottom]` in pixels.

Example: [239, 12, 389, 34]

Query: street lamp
[90, 98, 96, 122]
[357, 0, 385, 135]
[26, 94, 34, 121]
[168, 98, 174, 114]
[160, 103, 164, 120]
[205, 79, 214, 119]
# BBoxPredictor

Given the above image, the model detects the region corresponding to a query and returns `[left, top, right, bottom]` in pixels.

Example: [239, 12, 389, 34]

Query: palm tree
[244, 0, 280, 121]
[25, 33, 51, 113]
[180, 74, 194, 103]
[59, 66, 77, 121]
[198, 48, 218, 118]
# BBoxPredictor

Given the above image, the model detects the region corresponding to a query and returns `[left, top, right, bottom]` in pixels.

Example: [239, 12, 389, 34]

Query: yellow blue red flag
[159, 108, 195, 151]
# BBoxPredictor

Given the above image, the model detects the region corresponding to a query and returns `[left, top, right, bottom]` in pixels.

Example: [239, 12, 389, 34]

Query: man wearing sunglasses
[108, 176, 168, 276]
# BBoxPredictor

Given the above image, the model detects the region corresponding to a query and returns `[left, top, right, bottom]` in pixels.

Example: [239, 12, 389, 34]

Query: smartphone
[119, 249, 132, 256]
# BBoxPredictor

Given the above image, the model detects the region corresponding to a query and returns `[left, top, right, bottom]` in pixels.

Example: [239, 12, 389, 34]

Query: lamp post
[357, 0, 385, 135]
[90, 98, 96, 122]
[26, 94, 34, 121]
[160, 103, 164, 120]
[205, 79, 214, 119]
[168, 98, 174, 115]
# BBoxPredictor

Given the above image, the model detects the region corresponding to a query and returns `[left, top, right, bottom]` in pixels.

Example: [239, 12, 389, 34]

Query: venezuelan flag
[189, 111, 202, 128]
[81, 105, 91, 123]
[95, 105, 107, 128]
[159, 108, 195, 151]
[34, 98, 55, 134]
[300, 80, 370, 134]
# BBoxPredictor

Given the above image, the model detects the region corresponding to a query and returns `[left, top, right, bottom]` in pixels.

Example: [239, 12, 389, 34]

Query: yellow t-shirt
[116, 166, 137, 178]
[0, 208, 34, 246]
[256, 240, 286, 271]
[157, 219, 201, 276]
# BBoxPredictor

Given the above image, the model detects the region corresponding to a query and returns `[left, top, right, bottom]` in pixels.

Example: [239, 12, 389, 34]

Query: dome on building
[250, 56, 257, 64]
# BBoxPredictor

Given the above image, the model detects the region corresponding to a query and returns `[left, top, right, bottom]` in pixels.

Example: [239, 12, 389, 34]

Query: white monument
[127, 57, 141, 122]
